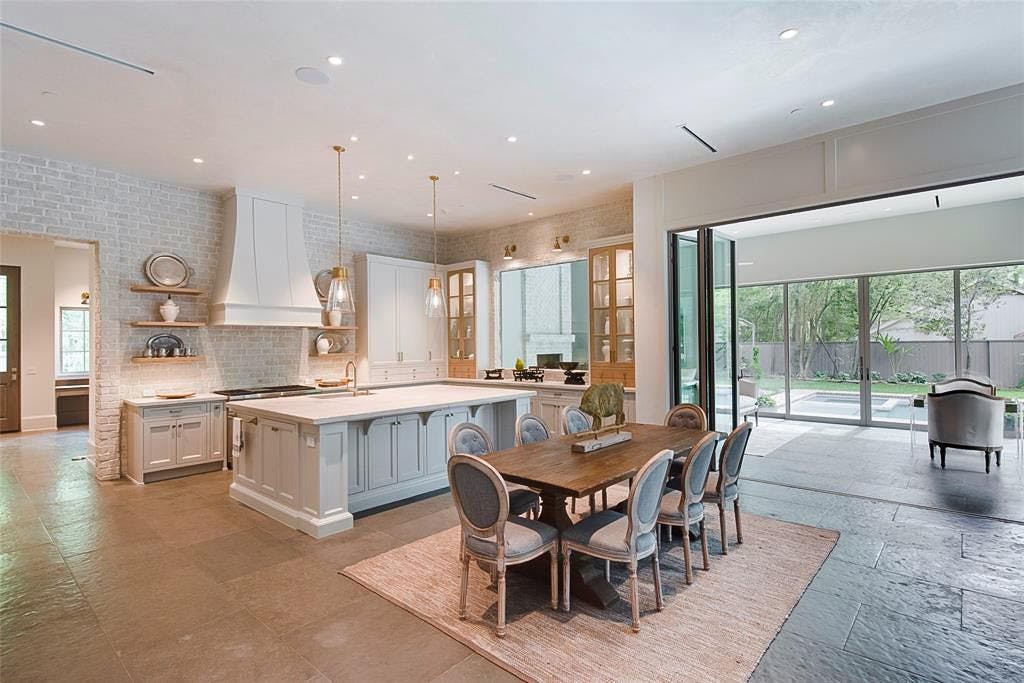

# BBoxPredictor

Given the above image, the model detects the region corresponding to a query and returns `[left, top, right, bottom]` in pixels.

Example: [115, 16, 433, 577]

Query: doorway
[1, 265, 21, 432]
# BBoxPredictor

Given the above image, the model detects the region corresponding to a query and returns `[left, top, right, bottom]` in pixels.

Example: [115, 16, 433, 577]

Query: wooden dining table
[482, 422, 715, 609]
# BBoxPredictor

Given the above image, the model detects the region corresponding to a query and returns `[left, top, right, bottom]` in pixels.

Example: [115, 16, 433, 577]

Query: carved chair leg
[561, 547, 572, 611]
[734, 497, 743, 544]
[605, 559, 611, 582]
[985, 450, 991, 473]
[459, 554, 471, 620]
[549, 548, 559, 610]
[589, 494, 596, 513]
[996, 449, 1002, 467]
[929, 443, 935, 460]
[652, 549, 664, 611]
[718, 501, 728, 555]
[667, 525, 673, 543]
[628, 561, 641, 633]
[571, 498, 576, 514]
[699, 519, 710, 570]
[682, 525, 693, 585]
[496, 566, 507, 638]
[602, 489, 608, 510]
[940, 446, 946, 469]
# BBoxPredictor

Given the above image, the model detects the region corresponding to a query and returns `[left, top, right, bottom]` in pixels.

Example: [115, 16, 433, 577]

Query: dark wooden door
[1, 265, 21, 432]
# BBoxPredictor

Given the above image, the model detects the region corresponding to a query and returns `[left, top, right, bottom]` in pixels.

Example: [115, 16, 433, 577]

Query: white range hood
[210, 188, 323, 327]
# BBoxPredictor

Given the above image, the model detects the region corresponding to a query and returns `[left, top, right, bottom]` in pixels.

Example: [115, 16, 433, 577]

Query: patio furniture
[932, 377, 996, 396]
[926, 390, 1004, 473]
[657, 432, 719, 584]
[448, 453, 559, 638]
[560, 448, 673, 632]
[448, 422, 541, 518]
[703, 422, 752, 555]
[739, 378, 760, 425]
[483, 422, 714, 608]
[561, 405, 605, 513]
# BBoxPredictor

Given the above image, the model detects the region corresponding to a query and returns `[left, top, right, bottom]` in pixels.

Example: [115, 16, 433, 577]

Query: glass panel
[462, 317, 474, 339]
[0, 274, 6, 302]
[448, 273, 459, 296]
[0, 340, 6, 373]
[712, 234, 736, 429]
[448, 319, 459, 338]
[463, 295, 474, 314]
[499, 260, 588, 368]
[592, 282, 610, 308]
[594, 335, 612, 363]
[462, 272, 474, 295]
[958, 264, 1024, 400]
[788, 278, 861, 420]
[592, 252, 610, 281]
[463, 337, 475, 360]
[63, 353, 86, 374]
[593, 309, 610, 336]
[868, 271, 955, 425]
[615, 279, 633, 307]
[0, 306, 6, 339]
[619, 337, 635, 363]
[615, 248, 633, 279]
[674, 233, 700, 405]
[615, 307, 634, 335]
[450, 339, 461, 359]
[737, 284, 786, 414]
[449, 296, 460, 318]
[63, 331, 84, 352]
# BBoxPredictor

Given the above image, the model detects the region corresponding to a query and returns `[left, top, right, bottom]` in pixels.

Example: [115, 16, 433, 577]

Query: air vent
[934, 194, 941, 208]
[677, 124, 717, 153]
[0, 22, 155, 75]
[488, 183, 536, 200]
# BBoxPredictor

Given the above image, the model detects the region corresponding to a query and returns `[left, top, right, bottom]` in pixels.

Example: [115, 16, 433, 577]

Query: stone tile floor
[2, 422, 1023, 681]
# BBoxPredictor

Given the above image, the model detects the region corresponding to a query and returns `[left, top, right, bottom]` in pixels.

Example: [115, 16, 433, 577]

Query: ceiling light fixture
[426, 212, 433, 217]
[738, 261, 755, 266]
[821, 99, 835, 108]
[551, 235, 570, 253]
[506, 136, 518, 143]
[30, 119, 45, 126]
[192, 157, 204, 164]
[326, 145, 355, 321]
[581, 169, 592, 175]
[425, 175, 445, 319]
[779, 28, 799, 40]
[349, 135, 358, 142]
[327, 56, 343, 66]
[528, 212, 534, 217]
[503, 245, 517, 261]
[358, 174, 365, 180]
[407, 154, 415, 160]
[351, 195, 359, 200]
[453, 170, 460, 175]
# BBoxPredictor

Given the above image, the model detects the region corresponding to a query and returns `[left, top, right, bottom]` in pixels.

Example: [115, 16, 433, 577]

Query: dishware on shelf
[143, 347, 154, 358]
[156, 348, 169, 358]
[314, 269, 333, 301]
[316, 336, 335, 356]
[157, 391, 196, 399]
[327, 309, 342, 327]
[313, 331, 348, 356]
[558, 361, 586, 386]
[144, 253, 192, 288]
[159, 295, 180, 322]
[146, 333, 185, 356]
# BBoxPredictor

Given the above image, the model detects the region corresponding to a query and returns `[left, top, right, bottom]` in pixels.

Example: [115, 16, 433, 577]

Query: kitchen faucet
[344, 360, 368, 396]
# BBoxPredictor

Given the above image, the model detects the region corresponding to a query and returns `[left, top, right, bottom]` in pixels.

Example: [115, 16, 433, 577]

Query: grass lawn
[756, 377, 1024, 401]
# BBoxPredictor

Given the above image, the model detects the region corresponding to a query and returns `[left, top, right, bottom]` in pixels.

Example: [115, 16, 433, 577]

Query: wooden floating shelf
[131, 356, 204, 364]
[131, 321, 206, 328]
[130, 285, 204, 295]
[315, 325, 358, 331]
[309, 352, 357, 359]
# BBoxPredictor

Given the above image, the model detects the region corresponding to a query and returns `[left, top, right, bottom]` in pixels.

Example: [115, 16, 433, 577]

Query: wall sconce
[551, 235, 570, 253]
[503, 244, 517, 261]
[81, 291, 90, 305]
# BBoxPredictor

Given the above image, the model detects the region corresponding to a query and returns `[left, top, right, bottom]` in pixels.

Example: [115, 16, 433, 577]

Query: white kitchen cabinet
[356, 254, 447, 384]
[526, 385, 637, 435]
[259, 418, 298, 499]
[235, 415, 260, 489]
[124, 397, 224, 483]
[366, 418, 398, 490]
[424, 406, 471, 475]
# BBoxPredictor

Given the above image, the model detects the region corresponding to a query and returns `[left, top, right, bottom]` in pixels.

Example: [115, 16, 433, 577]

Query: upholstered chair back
[927, 391, 1004, 448]
[720, 422, 753, 489]
[561, 406, 592, 435]
[448, 454, 509, 540]
[676, 433, 718, 512]
[515, 413, 551, 446]
[624, 449, 674, 548]
[931, 377, 996, 396]
[664, 403, 708, 431]
[448, 422, 494, 457]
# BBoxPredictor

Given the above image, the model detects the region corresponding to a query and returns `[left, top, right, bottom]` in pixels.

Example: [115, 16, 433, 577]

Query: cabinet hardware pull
[270, 426, 279, 432]
[169, 409, 182, 414]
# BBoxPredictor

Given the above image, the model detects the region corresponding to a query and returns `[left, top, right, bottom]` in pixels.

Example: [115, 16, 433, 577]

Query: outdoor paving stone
[750, 631, 929, 683]
[810, 557, 962, 628]
[845, 605, 1024, 683]
[876, 542, 1024, 601]
[781, 588, 861, 648]
[961, 590, 1024, 645]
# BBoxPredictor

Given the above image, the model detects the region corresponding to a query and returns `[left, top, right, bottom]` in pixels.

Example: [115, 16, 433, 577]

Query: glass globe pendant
[424, 175, 446, 318]
[327, 145, 355, 320]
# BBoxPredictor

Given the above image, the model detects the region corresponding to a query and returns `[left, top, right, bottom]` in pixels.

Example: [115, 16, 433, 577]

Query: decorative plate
[313, 331, 349, 354]
[146, 333, 185, 353]
[145, 253, 192, 288]
[157, 391, 196, 399]
[314, 269, 333, 301]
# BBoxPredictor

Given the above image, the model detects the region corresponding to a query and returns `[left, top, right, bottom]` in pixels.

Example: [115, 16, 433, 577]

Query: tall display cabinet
[446, 260, 490, 379]
[588, 237, 635, 386]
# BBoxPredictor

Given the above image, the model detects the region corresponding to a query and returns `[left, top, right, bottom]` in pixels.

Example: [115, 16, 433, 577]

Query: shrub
[814, 371, 828, 380]
[756, 394, 777, 407]
[908, 371, 928, 384]
[932, 373, 947, 382]
[870, 371, 882, 381]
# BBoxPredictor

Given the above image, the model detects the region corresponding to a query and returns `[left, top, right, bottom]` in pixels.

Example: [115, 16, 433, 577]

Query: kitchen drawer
[142, 403, 208, 420]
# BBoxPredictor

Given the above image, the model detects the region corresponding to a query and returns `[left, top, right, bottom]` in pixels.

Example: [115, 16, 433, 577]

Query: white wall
[736, 198, 1024, 285]
[633, 84, 1024, 423]
[53, 243, 92, 377]
[0, 235, 56, 431]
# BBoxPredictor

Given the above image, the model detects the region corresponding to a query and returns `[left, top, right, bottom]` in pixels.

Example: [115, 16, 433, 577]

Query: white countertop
[229, 383, 537, 425]
[123, 393, 227, 407]
[446, 378, 636, 394]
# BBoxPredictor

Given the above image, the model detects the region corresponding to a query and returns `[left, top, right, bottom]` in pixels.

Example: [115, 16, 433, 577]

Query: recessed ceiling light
[358, 174, 365, 180]
[351, 195, 359, 200]
[581, 169, 592, 175]
[779, 28, 799, 40]
[453, 170, 460, 175]
[528, 212, 534, 217]
[426, 212, 433, 217]
[30, 119, 45, 126]
[506, 136, 518, 143]
[738, 261, 755, 266]
[192, 157, 204, 164]
[821, 99, 836, 108]
[327, 56, 343, 66]
[349, 135, 358, 142]
[407, 154, 415, 160]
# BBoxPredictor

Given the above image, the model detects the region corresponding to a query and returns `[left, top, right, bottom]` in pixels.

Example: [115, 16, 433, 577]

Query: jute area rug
[344, 507, 838, 682]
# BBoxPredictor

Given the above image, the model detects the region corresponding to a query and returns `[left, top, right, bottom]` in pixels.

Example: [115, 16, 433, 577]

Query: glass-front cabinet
[589, 240, 635, 386]
[446, 260, 489, 379]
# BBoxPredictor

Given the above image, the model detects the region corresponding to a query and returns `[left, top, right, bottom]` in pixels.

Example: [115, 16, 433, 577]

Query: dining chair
[515, 413, 551, 446]
[448, 453, 559, 638]
[656, 432, 718, 585]
[560, 448, 673, 633]
[703, 422, 752, 555]
[448, 422, 540, 519]
[560, 405, 606, 513]
[663, 403, 708, 430]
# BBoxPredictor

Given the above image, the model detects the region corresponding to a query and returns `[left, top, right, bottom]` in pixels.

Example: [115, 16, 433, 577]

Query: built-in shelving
[130, 285, 204, 295]
[317, 325, 358, 331]
[131, 321, 206, 328]
[309, 352, 357, 359]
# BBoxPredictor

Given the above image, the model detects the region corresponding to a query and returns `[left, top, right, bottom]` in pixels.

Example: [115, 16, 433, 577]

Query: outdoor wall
[1, 150, 436, 479]
[633, 85, 1024, 423]
[736, 198, 1024, 285]
[0, 235, 56, 431]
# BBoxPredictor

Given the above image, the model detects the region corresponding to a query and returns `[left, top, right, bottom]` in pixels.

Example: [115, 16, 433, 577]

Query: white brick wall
[1, 150, 437, 479]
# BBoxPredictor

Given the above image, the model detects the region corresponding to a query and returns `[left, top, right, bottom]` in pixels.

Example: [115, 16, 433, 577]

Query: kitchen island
[228, 383, 535, 538]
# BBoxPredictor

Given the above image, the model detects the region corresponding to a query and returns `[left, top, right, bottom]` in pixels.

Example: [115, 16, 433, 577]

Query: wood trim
[0, 265, 21, 432]
[131, 321, 205, 327]
[131, 356, 205, 364]
[130, 285, 204, 295]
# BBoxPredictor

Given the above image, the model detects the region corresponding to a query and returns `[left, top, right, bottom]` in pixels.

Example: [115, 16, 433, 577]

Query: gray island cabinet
[228, 384, 534, 538]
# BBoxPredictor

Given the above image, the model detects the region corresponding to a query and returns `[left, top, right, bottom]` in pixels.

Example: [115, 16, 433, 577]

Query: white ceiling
[2, 1, 1023, 232]
[718, 175, 1024, 239]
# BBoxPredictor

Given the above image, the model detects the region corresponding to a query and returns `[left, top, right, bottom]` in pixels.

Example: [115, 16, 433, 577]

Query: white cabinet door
[235, 417, 260, 487]
[143, 419, 177, 470]
[425, 411, 447, 475]
[275, 421, 299, 505]
[347, 425, 366, 495]
[396, 266, 428, 364]
[366, 419, 397, 490]
[368, 262, 399, 364]
[395, 415, 423, 482]
[208, 402, 225, 463]
[175, 415, 208, 466]
[537, 398, 565, 435]
[259, 420, 282, 495]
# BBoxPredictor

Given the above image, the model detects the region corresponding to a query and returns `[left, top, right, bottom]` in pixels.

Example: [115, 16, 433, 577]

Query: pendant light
[424, 175, 445, 318]
[326, 145, 355, 321]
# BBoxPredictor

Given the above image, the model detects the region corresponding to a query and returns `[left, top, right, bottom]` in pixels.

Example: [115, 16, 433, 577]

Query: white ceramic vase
[159, 296, 180, 322]
[327, 310, 342, 327]
[316, 338, 334, 356]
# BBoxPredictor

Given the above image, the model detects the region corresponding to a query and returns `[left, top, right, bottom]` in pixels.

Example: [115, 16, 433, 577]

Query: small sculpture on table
[573, 383, 631, 452]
